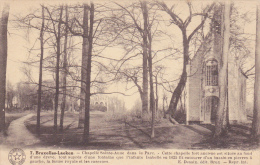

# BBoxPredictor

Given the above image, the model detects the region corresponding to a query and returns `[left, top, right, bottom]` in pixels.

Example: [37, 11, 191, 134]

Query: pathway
[2, 114, 41, 147]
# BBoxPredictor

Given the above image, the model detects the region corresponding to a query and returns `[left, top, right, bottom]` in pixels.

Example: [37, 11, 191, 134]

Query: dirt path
[2, 114, 41, 147]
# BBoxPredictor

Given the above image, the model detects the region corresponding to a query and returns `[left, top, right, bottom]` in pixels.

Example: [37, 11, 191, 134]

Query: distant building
[12, 96, 19, 108]
[91, 95, 109, 112]
[186, 6, 247, 124]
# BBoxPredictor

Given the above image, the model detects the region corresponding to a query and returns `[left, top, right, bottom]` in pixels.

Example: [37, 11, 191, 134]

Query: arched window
[205, 59, 218, 86]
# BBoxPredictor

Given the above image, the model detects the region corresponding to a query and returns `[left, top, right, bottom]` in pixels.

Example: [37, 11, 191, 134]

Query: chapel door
[205, 96, 219, 123]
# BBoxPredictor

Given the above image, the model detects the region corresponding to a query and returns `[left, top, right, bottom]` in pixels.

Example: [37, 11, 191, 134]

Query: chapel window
[205, 60, 218, 86]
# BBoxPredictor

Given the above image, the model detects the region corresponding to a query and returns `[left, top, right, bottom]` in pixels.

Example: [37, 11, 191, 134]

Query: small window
[205, 60, 218, 86]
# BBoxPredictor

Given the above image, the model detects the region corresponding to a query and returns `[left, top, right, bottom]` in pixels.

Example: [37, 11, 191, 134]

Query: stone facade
[186, 6, 247, 124]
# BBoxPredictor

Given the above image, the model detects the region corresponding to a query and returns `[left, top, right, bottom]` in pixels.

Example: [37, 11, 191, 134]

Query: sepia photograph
[0, 0, 259, 164]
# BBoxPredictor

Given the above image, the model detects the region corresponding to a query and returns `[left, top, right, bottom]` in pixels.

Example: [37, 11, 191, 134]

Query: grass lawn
[193, 124, 259, 150]
[24, 111, 209, 149]
[23, 111, 260, 150]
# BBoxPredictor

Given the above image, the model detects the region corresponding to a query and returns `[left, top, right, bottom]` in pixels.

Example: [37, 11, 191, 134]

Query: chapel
[186, 5, 247, 124]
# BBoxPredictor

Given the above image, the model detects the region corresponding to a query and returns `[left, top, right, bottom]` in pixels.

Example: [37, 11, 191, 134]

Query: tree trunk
[141, 1, 149, 115]
[83, 3, 94, 143]
[252, 5, 260, 142]
[60, 5, 68, 132]
[37, 5, 44, 135]
[142, 1, 155, 138]
[54, 6, 63, 133]
[0, 4, 9, 132]
[167, 33, 189, 117]
[214, 2, 230, 138]
[163, 93, 166, 118]
[149, 43, 155, 138]
[226, 71, 230, 129]
[159, 2, 214, 120]
[155, 75, 158, 112]
[78, 4, 89, 128]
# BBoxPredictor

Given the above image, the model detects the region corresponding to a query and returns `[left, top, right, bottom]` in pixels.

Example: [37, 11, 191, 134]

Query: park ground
[0, 110, 259, 150]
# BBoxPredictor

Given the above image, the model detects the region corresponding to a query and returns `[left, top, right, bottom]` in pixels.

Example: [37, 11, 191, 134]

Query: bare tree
[114, 1, 149, 114]
[83, 3, 94, 143]
[65, 3, 109, 130]
[0, 3, 9, 132]
[56, 2, 116, 142]
[45, 5, 64, 133]
[252, 4, 260, 142]
[64, 3, 94, 141]
[60, 5, 69, 132]
[78, 4, 90, 128]
[36, 5, 45, 135]
[141, 1, 155, 137]
[214, 2, 230, 138]
[112, 1, 169, 117]
[153, 66, 163, 113]
[157, 1, 214, 117]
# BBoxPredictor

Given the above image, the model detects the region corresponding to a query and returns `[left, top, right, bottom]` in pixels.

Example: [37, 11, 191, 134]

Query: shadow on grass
[192, 125, 259, 150]
[124, 125, 144, 149]
[183, 125, 210, 136]
[26, 121, 171, 149]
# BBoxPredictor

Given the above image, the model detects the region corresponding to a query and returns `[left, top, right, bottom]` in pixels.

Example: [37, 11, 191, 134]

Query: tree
[6, 81, 15, 109]
[64, 3, 94, 141]
[158, 1, 214, 117]
[83, 3, 94, 143]
[114, 1, 150, 114]
[37, 5, 45, 135]
[153, 66, 163, 113]
[45, 5, 64, 133]
[78, 4, 90, 128]
[112, 1, 170, 137]
[60, 5, 69, 132]
[214, 2, 230, 138]
[141, 1, 155, 137]
[141, 1, 149, 115]
[252, 4, 260, 142]
[16, 4, 80, 133]
[67, 3, 105, 130]
[113, 1, 169, 116]
[58, 2, 114, 142]
[0, 3, 9, 132]
[16, 81, 37, 109]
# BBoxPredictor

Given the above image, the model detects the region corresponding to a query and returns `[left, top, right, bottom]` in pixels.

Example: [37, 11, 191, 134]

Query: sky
[3, 0, 258, 110]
